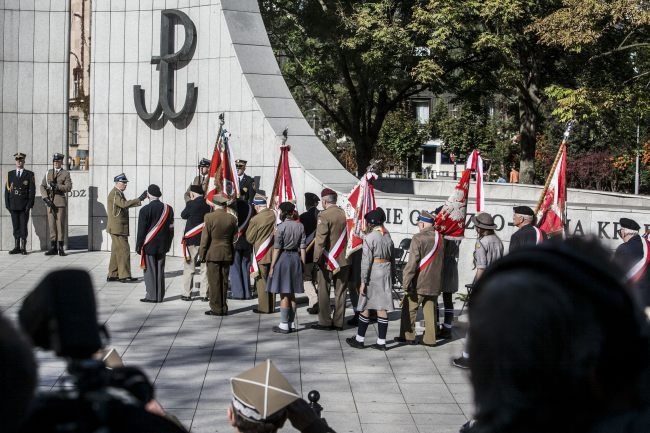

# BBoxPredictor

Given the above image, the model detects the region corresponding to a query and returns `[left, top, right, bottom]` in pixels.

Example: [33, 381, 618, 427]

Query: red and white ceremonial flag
[535, 122, 573, 235]
[206, 115, 239, 204]
[269, 131, 296, 210]
[465, 149, 484, 212]
[345, 170, 378, 258]
[434, 168, 470, 239]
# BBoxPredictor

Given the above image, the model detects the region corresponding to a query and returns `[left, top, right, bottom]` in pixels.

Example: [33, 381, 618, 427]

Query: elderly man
[184, 158, 211, 201]
[5, 152, 35, 255]
[136, 185, 174, 303]
[509, 205, 545, 253]
[106, 173, 147, 282]
[40, 153, 72, 256]
[181, 185, 212, 301]
[246, 194, 277, 314]
[236, 159, 256, 203]
[311, 188, 350, 331]
[614, 217, 650, 306]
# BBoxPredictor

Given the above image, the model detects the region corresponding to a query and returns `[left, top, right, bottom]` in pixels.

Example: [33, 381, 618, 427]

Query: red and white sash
[418, 231, 441, 272]
[323, 229, 347, 274]
[140, 203, 171, 270]
[626, 237, 650, 283]
[533, 226, 544, 244]
[181, 222, 205, 261]
[250, 233, 274, 278]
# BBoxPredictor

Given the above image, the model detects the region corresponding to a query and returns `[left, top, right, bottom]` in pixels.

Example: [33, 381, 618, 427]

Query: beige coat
[107, 187, 141, 236]
[246, 208, 276, 265]
[199, 208, 237, 262]
[401, 227, 445, 296]
[313, 205, 349, 268]
[40, 169, 72, 207]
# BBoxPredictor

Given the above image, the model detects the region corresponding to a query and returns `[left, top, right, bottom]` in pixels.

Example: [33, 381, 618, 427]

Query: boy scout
[40, 153, 72, 256]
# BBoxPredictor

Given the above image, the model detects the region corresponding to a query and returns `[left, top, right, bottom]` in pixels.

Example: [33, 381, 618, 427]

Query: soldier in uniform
[181, 185, 211, 301]
[509, 205, 545, 253]
[200, 195, 238, 316]
[4, 153, 35, 255]
[230, 199, 255, 300]
[135, 185, 174, 303]
[395, 210, 445, 346]
[614, 218, 650, 306]
[299, 192, 320, 314]
[311, 188, 350, 331]
[106, 173, 147, 282]
[184, 158, 211, 201]
[40, 153, 72, 256]
[246, 194, 277, 314]
[236, 159, 256, 203]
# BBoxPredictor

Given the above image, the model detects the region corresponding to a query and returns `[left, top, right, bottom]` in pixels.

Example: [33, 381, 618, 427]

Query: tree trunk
[518, 91, 537, 184]
[353, 136, 373, 178]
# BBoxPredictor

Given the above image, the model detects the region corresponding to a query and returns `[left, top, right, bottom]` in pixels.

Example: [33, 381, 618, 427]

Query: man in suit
[230, 199, 255, 300]
[236, 159, 256, 203]
[40, 153, 73, 256]
[509, 205, 545, 253]
[200, 194, 238, 316]
[246, 194, 277, 314]
[107, 173, 147, 282]
[5, 153, 36, 255]
[184, 158, 211, 201]
[311, 188, 350, 331]
[300, 192, 320, 314]
[135, 185, 174, 303]
[181, 184, 212, 301]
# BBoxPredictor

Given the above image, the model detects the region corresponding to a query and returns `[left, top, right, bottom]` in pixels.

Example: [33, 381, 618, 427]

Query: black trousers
[9, 209, 29, 239]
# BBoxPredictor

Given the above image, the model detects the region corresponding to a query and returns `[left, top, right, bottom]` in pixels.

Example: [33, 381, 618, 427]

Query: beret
[513, 206, 535, 216]
[189, 185, 204, 195]
[321, 188, 336, 197]
[620, 218, 640, 231]
[364, 209, 386, 225]
[279, 202, 296, 213]
[147, 184, 162, 198]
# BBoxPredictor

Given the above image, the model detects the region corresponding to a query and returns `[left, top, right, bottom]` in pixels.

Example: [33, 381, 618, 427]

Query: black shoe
[333, 326, 343, 331]
[44, 242, 57, 255]
[273, 326, 291, 334]
[453, 356, 470, 369]
[201, 297, 209, 302]
[107, 276, 120, 282]
[9, 240, 20, 255]
[120, 277, 138, 283]
[345, 337, 365, 349]
[205, 310, 226, 316]
[20, 239, 27, 255]
[307, 306, 319, 315]
[371, 343, 387, 351]
[180, 296, 192, 301]
[252, 308, 273, 314]
[310, 323, 333, 331]
[347, 315, 359, 326]
[140, 298, 157, 303]
[394, 336, 417, 345]
[438, 326, 452, 339]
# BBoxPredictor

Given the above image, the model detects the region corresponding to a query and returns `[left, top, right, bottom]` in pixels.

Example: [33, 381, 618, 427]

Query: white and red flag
[269, 130, 296, 210]
[345, 170, 378, 258]
[206, 114, 239, 204]
[535, 122, 573, 235]
[465, 149, 484, 212]
[434, 168, 470, 239]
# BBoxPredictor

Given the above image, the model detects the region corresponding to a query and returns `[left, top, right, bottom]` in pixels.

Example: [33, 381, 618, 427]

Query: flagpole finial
[563, 120, 575, 140]
[281, 128, 288, 145]
[219, 113, 225, 126]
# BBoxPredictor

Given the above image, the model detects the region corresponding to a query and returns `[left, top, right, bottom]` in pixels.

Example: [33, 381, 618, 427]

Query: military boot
[8, 239, 20, 255]
[44, 241, 57, 255]
[58, 241, 67, 256]
[20, 238, 27, 255]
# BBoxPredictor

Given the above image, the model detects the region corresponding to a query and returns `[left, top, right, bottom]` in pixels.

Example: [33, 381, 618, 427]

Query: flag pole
[269, 128, 289, 210]
[534, 121, 574, 214]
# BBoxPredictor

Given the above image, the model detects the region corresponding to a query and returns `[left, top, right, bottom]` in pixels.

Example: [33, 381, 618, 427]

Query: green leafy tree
[376, 106, 428, 174]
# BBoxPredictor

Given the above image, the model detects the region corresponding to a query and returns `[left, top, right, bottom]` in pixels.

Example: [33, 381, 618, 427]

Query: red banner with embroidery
[627, 237, 650, 283]
[434, 169, 470, 239]
[418, 230, 441, 272]
[269, 143, 296, 210]
[323, 228, 347, 274]
[206, 121, 239, 204]
[345, 170, 377, 258]
[181, 222, 205, 261]
[250, 233, 274, 278]
[140, 203, 171, 270]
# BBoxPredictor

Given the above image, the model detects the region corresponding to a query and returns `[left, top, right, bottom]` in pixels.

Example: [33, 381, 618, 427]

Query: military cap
[417, 210, 435, 224]
[235, 159, 247, 167]
[473, 212, 497, 230]
[147, 184, 162, 198]
[230, 359, 300, 420]
[198, 158, 211, 167]
[14, 152, 26, 160]
[252, 194, 267, 206]
[189, 185, 204, 195]
[513, 206, 535, 216]
[52, 153, 64, 162]
[321, 188, 336, 197]
[305, 192, 320, 203]
[364, 209, 386, 225]
[113, 173, 128, 183]
[620, 218, 640, 231]
[212, 194, 228, 206]
[279, 202, 295, 213]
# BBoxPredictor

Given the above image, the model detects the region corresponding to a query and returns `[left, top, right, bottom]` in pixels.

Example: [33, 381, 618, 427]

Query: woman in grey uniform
[346, 208, 395, 350]
[268, 202, 306, 334]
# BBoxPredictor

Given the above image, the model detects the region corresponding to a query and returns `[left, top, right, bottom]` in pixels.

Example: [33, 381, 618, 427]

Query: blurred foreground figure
[467, 238, 650, 433]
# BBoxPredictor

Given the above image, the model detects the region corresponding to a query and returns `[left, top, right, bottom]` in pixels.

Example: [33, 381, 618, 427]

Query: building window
[73, 68, 81, 99]
[422, 147, 437, 164]
[70, 117, 79, 146]
[413, 100, 430, 125]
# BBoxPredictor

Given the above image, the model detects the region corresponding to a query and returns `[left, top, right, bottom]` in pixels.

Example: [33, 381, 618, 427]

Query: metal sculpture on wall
[134, 9, 198, 130]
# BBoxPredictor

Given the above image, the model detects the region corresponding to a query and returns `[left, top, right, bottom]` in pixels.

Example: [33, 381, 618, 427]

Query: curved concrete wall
[88, 0, 357, 254]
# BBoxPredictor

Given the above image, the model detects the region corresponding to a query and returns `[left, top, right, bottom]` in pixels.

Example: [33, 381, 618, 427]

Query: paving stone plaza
[0, 251, 472, 433]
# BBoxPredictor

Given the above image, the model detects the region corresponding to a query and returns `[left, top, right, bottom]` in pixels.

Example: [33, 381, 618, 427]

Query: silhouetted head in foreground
[468, 237, 650, 433]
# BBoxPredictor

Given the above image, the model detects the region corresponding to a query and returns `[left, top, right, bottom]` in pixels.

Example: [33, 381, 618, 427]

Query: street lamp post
[450, 153, 457, 180]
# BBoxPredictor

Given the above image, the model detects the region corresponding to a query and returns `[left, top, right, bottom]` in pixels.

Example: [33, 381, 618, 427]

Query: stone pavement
[0, 251, 473, 433]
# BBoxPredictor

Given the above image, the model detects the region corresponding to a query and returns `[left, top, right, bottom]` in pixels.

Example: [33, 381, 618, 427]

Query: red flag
[206, 127, 239, 204]
[465, 149, 484, 212]
[434, 168, 470, 239]
[269, 144, 296, 209]
[345, 171, 378, 257]
[536, 142, 567, 235]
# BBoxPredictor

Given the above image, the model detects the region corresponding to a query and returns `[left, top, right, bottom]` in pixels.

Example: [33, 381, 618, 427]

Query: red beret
[321, 188, 336, 197]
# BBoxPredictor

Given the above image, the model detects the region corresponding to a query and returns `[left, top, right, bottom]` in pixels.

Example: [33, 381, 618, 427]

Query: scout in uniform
[200, 194, 238, 316]
[509, 205, 545, 253]
[180, 184, 212, 301]
[5, 152, 36, 255]
[106, 173, 147, 282]
[395, 210, 445, 346]
[614, 217, 650, 306]
[40, 153, 72, 256]
[246, 194, 277, 314]
[236, 159, 256, 203]
[311, 188, 350, 331]
[184, 158, 211, 201]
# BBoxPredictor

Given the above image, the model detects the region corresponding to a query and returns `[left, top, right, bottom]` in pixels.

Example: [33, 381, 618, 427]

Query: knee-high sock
[356, 313, 370, 342]
[279, 307, 290, 330]
[377, 317, 388, 345]
[443, 292, 454, 327]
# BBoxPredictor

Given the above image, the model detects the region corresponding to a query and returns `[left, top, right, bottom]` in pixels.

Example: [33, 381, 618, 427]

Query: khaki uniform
[107, 187, 142, 279]
[199, 208, 237, 314]
[313, 205, 350, 328]
[40, 168, 72, 242]
[399, 227, 445, 345]
[184, 174, 210, 201]
[246, 207, 277, 313]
